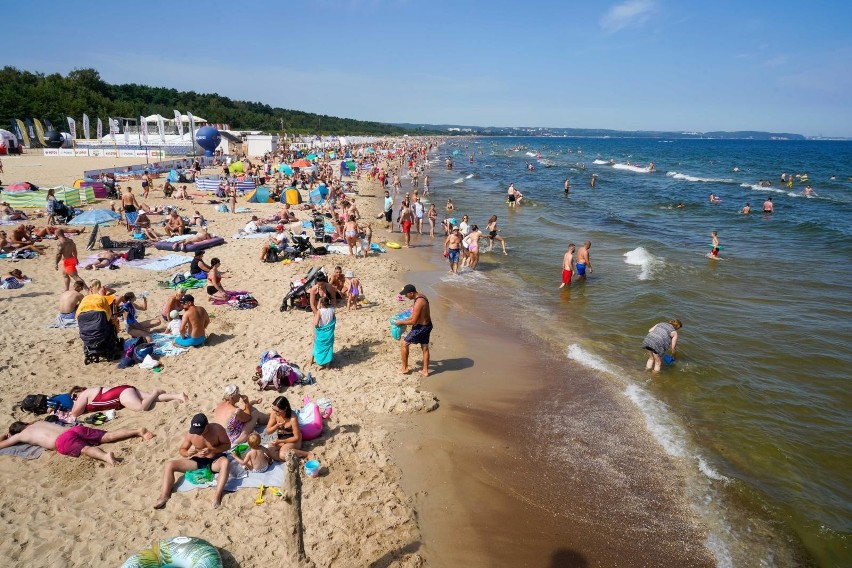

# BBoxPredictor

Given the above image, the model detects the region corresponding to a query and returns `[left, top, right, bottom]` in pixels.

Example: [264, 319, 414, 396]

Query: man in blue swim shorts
[443, 228, 462, 274]
[575, 240, 592, 279]
[173, 295, 209, 348]
[396, 284, 433, 377]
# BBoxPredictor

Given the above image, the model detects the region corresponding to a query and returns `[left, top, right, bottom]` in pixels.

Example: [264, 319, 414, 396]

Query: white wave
[698, 457, 729, 482]
[592, 159, 609, 165]
[612, 163, 652, 173]
[739, 183, 785, 194]
[705, 532, 734, 568]
[453, 177, 464, 184]
[623, 247, 662, 280]
[525, 151, 537, 157]
[666, 171, 735, 183]
[624, 384, 687, 459]
[566, 344, 616, 374]
[465, 174, 474, 179]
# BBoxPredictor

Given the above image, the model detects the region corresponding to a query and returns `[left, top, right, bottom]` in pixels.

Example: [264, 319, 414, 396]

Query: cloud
[600, 0, 656, 33]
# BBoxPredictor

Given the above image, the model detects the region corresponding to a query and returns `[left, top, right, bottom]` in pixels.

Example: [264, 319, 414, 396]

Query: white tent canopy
[143, 114, 207, 123]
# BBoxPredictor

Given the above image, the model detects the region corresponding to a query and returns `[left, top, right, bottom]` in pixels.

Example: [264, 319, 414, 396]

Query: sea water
[419, 137, 851, 567]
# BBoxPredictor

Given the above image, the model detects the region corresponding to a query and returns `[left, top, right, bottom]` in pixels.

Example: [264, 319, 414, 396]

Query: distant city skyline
[2, 0, 850, 137]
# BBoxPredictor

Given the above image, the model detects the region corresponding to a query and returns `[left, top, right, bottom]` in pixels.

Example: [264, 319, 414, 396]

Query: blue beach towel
[312, 319, 336, 366]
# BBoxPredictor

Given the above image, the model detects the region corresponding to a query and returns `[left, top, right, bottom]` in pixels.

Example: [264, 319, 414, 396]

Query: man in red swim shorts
[399, 205, 414, 248]
[559, 243, 576, 289]
[55, 230, 85, 291]
[0, 420, 153, 466]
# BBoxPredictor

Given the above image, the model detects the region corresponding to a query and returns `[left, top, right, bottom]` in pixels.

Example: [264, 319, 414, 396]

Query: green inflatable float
[121, 536, 222, 568]
[228, 161, 244, 174]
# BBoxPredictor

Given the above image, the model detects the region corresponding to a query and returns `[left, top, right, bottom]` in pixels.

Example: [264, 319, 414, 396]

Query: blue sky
[3, 0, 851, 136]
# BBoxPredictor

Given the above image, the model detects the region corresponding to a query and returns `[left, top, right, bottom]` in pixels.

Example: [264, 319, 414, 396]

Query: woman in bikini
[206, 257, 230, 301]
[264, 396, 315, 462]
[486, 215, 507, 255]
[465, 225, 483, 270]
[344, 214, 359, 256]
[69, 385, 187, 418]
[213, 384, 268, 446]
[427, 204, 437, 238]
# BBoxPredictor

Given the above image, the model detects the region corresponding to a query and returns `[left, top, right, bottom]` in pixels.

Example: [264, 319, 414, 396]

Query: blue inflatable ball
[195, 126, 221, 156]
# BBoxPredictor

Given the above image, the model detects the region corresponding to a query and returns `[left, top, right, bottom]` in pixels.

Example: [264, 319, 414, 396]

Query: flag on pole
[15, 119, 31, 147]
[108, 117, 116, 141]
[174, 110, 184, 139]
[124, 121, 130, 145]
[140, 116, 149, 144]
[44, 119, 54, 132]
[33, 119, 46, 145]
[96, 117, 103, 140]
[83, 114, 90, 140]
[67, 117, 77, 139]
[157, 114, 166, 144]
[187, 112, 196, 150]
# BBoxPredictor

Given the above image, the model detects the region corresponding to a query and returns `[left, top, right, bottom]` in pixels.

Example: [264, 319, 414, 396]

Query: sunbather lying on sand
[0, 420, 154, 466]
[69, 385, 188, 418]
[85, 250, 119, 270]
[172, 228, 212, 251]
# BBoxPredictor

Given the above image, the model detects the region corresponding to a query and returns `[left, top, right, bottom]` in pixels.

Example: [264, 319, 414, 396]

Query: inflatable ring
[121, 536, 222, 568]
[385, 241, 401, 249]
[298, 396, 324, 441]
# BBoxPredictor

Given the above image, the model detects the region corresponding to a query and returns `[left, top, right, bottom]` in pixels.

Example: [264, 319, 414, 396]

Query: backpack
[19, 394, 49, 415]
[265, 248, 280, 263]
[126, 243, 146, 261]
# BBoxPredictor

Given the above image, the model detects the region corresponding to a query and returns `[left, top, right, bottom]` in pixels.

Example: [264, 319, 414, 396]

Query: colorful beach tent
[68, 209, 121, 226]
[291, 159, 311, 168]
[245, 186, 273, 203]
[284, 188, 302, 205]
[73, 179, 106, 198]
[278, 164, 293, 176]
[3, 186, 93, 208]
[4, 182, 37, 193]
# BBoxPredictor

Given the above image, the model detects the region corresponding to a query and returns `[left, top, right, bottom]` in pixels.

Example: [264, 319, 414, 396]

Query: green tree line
[0, 67, 432, 136]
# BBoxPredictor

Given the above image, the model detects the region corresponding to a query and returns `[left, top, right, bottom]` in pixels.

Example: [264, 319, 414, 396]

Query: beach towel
[209, 291, 249, 305]
[0, 277, 28, 289]
[150, 333, 189, 357]
[162, 234, 194, 243]
[49, 313, 78, 329]
[175, 455, 286, 493]
[124, 254, 191, 272]
[0, 443, 44, 460]
[160, 276, 206, 290]
[232, 232, 269, 240]
[312, 318, 336, 366]
[125, 211, 138, 227]
[78, 254, 126, 269]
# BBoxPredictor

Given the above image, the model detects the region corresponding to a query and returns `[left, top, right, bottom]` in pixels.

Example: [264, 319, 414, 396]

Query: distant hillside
[395, 123, 808, 140]
[0, 67, 428, 136]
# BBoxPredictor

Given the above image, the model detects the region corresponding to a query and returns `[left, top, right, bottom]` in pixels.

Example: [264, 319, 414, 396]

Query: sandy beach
[0, 153, 436, 567]
[0, 149, 714, 567]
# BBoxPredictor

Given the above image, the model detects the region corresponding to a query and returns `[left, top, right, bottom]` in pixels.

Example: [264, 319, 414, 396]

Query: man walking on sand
[0, 420, 153, 466]
[397, 284, 432, 377]
[444, 228, 462, 274]
[560, 243, 576, 288]
[154, 413, 230, 510]
[55, 229, 85, 291]
[576, 241, 593, 280]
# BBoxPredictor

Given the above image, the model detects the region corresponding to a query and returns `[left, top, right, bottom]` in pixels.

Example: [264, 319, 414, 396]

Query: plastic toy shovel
[255, 484, 265, 505]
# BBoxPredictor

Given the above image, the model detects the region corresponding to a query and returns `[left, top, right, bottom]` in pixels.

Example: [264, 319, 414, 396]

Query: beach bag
[313, 246, 327, 256]
[19, 394, 49, 415]
[185, 466, 214, 485]
[232, 293, 258, 310]
[132, 342, 155, 363]
[265, 248, 280, 263]
[126, 243, 146, 261]
[170, 272, 187, 286]
[47, 393, 74, 412]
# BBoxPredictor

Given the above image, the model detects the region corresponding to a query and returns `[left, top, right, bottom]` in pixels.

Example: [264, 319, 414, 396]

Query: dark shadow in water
[549, 548, 588, 568]
[429, 357, 474, 376]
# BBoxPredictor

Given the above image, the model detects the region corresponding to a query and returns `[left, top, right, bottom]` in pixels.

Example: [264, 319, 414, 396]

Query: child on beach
[344, 270, 363, 311]
[234, 432, 272, 473]
[360, 223, 372, 258]
[710, 231, 720, 259]
[166, 310, 182, 335]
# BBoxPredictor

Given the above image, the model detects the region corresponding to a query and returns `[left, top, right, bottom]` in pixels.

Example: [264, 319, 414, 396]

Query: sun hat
[345, 270, 354, 278]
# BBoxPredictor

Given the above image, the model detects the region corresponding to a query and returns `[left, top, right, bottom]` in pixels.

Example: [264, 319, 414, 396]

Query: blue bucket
[662, 354, 675, 365]
[304, 459, 320, 478]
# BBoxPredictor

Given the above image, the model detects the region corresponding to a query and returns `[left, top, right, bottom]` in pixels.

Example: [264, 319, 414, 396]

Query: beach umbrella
[328, 151, 336, 159]
[306, 153, 317, 161]
[278, 164, 293, 175]
[291, 159, 311, 168]
[366, 147, 376, 154]
[68, 209, 121, 226]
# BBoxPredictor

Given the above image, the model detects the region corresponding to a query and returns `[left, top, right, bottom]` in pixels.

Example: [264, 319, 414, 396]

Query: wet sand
[385, 239, 714, 566]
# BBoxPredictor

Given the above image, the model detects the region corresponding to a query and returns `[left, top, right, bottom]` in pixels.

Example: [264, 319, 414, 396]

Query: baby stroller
[280, 266, 324, 312]
[104, 178, 120, 200]
[288, 231, 314, 258]
[312, 213, 326, 242]
[53, 200, 74, 224]
[78, 307, 124, 364]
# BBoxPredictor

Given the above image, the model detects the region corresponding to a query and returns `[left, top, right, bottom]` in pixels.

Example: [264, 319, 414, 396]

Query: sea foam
[667, 171, 735, 183]
[566, 344, 615, 374]
[623, 247, 662, 280]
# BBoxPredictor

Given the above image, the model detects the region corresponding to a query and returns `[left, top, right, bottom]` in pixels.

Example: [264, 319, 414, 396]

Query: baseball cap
[179, 294, 194, 304]
[276, 224, 284, 230]
[189, 413, 208, 434]
[400, 284, 416, 295]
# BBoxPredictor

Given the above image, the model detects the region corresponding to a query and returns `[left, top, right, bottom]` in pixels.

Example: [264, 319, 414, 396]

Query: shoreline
[374, 155, 714, 566]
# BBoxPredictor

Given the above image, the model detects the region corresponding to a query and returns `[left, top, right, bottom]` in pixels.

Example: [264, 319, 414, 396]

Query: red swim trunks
[63, 257, 78, 275]
[55, 425, 106, 457]
[401, 220, 412, 234]
[562, 269, 573, 284]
